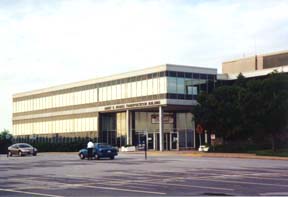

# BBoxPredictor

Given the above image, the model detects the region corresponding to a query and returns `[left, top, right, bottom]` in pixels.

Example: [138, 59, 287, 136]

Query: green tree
[0, 129, 13, 154]
[243, 72, 288, 151]
[193, 84, 246, 142]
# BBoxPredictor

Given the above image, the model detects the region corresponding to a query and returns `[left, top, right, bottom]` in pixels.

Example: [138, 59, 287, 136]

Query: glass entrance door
[171, 132, 178, 150]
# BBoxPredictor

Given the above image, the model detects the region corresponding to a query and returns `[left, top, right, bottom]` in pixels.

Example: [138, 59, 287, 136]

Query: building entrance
[135, 131, 179, 151]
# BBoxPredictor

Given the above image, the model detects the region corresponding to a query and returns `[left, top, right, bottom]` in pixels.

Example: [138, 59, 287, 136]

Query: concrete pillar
[159, 106, 163, 151]
[126, 110, 130, 145]
[153, 132, 157, 150]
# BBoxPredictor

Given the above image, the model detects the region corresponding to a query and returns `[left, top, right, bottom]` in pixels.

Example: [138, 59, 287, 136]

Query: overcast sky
[1, 0, 288, 131]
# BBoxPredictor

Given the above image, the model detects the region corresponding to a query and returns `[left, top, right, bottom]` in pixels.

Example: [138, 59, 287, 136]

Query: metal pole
[144, 133, 147, 160]
[159, 106, 163, 151]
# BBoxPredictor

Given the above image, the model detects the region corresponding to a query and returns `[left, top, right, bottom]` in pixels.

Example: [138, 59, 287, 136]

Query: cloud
[1, 0, 288, 130]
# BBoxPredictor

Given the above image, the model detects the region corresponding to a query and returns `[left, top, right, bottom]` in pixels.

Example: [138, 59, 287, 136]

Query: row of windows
[13, 117, 98, 136]
[13, 76, 215, 113]
[13, 78, 167, 113]
[14, 71, 216, 102]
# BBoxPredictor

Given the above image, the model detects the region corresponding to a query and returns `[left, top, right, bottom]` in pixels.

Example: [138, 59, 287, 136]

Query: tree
[0, 129, 13, 154]
[243, 72, 288, 151]
[193, 84, 246, 143]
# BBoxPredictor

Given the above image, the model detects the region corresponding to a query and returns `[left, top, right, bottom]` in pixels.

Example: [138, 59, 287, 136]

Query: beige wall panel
[222, 56, 256, 74]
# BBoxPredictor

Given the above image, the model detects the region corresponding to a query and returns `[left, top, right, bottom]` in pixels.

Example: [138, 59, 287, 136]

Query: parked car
[8, 143, 38, 156]
[78, 143, 118, 160]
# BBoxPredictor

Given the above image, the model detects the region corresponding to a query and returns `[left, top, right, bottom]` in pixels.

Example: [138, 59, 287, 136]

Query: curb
[121, 151, 288, 161]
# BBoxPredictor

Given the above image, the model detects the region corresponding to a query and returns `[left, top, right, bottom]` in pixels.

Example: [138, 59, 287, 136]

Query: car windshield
[98, 144, 112, 148]
[18, 144, 32, 148]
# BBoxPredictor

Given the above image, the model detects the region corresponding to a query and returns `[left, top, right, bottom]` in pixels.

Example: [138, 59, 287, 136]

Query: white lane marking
[206, 168, 288, 176]
[260, 192, 288, 196]
[9, 177, 166, 195]
[113, 171, 288, 188]
[194, 177, 288, 188]
[82, 185, 166, 195]
[64, 174, 234, 191]
[209, 173, 288, 181]
[0, 188, 63, 197]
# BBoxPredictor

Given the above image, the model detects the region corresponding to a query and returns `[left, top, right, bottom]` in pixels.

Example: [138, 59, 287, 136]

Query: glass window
[193, 73, 200, 79]
[131, 82, 137, 97]
[99, 88, 103, 101]
[103, 87, 107, 101]
[152, 78, 159, 95]
[147, 79, 153, 95]
[177, 72, 184, 78]
[85, 90, 90, 104]
[192, 86, 198, 95]
[92, 88, 97, 102]
[167, 77, 177, 94]
[168, 71, 177, 77]
[141, 79, 147, 96]
[177, 78, 185, 94]
[200, 74, 207, 79]
[116, 84, 121, 100]
[159, 77, 167, 94]
[129, 82, 134, 98]
[137, 81, 142, 97]
[107, 86, 111, 101]
[111, 85, 117, 100]
[121, 84, 126, 99]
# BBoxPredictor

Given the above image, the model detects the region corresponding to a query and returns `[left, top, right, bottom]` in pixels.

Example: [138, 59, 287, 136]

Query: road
[1, 152, 288, 196]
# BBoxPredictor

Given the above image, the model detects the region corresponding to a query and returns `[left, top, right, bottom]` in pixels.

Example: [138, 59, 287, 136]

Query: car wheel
[95, 154, 100, 160]
[79, 153, 85, 160]
[110, 156, 115, 160]
[18, 151, 23, 157]
[8, 151, 12, 157]
[33, 152, 37, 156]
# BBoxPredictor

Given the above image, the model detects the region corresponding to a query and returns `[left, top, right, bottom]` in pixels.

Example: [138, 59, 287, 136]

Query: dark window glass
[98, 144, 112, 148]
[153, 73, 158, 78]
[178, 94, 185, 99]
[177, 72, 184, 77]
[200, 74, 207, 79]
[18, 144, 32, 148]
[186, 95, 193, 100]
[208, 75, 215, 80]
[168, 71, 177, 77]
[193, 73, 199, 79]
[185, 73, 192, 78]
[148, 74, 153, 79]
[160, 71, 165, 77]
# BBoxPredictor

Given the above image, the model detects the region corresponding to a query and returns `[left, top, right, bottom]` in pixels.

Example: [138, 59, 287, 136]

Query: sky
[1, 0, 288, 131]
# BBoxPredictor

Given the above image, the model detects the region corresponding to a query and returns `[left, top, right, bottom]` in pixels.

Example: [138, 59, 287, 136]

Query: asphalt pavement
[1, 152, 288, 196]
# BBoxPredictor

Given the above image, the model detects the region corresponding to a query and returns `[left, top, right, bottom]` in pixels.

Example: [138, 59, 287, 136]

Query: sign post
[196, 124, 204, 146]
[210, 133, 216, 152]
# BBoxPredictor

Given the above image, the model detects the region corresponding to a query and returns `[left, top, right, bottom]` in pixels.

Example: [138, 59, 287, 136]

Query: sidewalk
[123, 150, 288, 161]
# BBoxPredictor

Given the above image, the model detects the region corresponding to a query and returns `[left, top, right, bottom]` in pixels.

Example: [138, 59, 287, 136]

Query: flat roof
[13, 64, 217, 98]
[218, 65, 288, 80]
[223, 49, 288, 64]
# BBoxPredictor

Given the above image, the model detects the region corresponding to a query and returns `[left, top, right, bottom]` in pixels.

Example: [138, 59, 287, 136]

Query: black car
[78, 143, 118, 160]
[8, 143, 38, 156]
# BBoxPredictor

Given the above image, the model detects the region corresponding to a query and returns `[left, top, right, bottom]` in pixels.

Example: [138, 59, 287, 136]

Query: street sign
[211, 134, 216, 140]
[196, 124, 204, 134]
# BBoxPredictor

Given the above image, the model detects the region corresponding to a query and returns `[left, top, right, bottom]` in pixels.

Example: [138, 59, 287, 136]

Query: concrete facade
[222, 50, 288, 74]
[12, 64, 217, 150]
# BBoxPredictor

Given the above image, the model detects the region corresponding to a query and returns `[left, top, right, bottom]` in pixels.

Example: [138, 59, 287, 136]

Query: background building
[12, 64, 217, 151]
[222, 50, 288, 74]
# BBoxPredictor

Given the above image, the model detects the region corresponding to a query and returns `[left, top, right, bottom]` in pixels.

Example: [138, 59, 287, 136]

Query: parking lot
[1, 152, 288, 196]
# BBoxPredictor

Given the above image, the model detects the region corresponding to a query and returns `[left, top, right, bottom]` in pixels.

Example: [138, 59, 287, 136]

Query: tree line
[192, 71, 288, 152]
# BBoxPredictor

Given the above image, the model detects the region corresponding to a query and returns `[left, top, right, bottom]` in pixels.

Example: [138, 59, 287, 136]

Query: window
[167, 77, 177, 94]
[176, 78, 185, 94]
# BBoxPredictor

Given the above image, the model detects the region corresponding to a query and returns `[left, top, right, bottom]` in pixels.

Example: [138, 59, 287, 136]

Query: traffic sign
[196, 124, 204, 134]
[211, 134, 216, 140]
